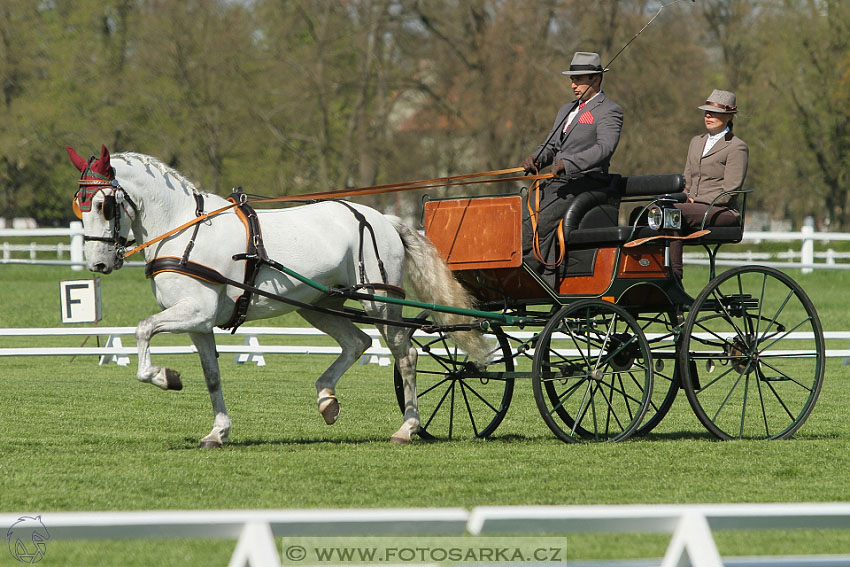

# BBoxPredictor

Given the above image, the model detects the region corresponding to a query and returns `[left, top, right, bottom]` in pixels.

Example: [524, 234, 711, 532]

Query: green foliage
[2, 1, 849, 229]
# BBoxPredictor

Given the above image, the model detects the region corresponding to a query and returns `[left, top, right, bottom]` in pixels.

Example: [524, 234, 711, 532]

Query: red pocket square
[578, 111, 594, 125]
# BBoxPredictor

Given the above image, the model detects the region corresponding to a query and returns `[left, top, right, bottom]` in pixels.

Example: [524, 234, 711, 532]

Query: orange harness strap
[526, 176, 567, 268]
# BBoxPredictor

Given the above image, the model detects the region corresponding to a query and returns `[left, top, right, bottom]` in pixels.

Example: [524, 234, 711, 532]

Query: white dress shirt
[562, 91, 602, 133]
[702, 126, 730, 156]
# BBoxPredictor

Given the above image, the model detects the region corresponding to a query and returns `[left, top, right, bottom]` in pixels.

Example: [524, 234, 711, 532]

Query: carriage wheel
[679, 266, 825, 440]
[532, 299, 653, 443]
[633, 309, 681, 436]
[393, 312, 514, 440]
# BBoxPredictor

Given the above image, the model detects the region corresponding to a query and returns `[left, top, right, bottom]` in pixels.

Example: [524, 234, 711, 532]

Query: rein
[122, 167, 553, 258]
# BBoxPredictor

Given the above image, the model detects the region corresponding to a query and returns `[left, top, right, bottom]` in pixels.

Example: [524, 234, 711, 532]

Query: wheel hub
[726, 337, 752, 373]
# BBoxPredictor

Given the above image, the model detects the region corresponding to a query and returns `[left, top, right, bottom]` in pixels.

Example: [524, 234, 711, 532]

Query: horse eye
[102, 195, 117, 220]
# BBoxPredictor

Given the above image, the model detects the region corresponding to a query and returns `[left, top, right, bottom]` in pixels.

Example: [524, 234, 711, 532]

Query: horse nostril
[94, 263, 107, 273]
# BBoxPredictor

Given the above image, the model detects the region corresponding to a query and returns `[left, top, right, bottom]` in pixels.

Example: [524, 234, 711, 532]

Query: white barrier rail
[3, 327, 850, 367]
[0, 327, 397, 367]
[1, 504, 849, 567]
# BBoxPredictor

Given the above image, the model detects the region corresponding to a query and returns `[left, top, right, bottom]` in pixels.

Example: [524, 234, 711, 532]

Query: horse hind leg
[371, 304, 419, 444]
[298, 305, 372, 426]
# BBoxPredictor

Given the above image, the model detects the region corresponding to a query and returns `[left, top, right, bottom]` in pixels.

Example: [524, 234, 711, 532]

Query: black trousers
[522, 176, 609, 285]
[669, 202, 740, 278]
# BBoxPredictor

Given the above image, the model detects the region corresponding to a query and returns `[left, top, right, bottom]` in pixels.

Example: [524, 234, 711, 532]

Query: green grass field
[1, 265, 850, 565]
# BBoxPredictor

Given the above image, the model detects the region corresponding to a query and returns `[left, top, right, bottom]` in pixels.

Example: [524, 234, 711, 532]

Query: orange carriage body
[423, 195, 667, 302]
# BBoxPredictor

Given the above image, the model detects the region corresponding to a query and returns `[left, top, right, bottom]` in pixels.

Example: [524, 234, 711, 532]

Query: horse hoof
[318, 396, 340, 425]
[390, 431, 412, 444]
[166, 369, 183, 391]
[198, 439, 222, 449]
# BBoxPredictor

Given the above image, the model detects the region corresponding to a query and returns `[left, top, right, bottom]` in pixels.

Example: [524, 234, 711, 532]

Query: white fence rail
[0, 327, 397, 367]
[1, 504, 849, 567]
[5, 224, 850, 272]
[3, 327, 850, 366]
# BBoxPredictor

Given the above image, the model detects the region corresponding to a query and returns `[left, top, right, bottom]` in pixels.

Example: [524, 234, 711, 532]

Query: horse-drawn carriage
[395, 173, 824, 443]
[68, 146, 824, 446]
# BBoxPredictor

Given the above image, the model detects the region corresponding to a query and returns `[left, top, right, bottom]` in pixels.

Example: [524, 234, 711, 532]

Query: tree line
[1, 0, 848, 229]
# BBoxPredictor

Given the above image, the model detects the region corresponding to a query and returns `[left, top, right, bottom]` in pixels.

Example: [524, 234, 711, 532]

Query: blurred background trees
[1, 0, 848, 229]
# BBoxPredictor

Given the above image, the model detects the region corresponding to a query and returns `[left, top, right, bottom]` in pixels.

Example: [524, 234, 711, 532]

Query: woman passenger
[670, 89, 749, 279]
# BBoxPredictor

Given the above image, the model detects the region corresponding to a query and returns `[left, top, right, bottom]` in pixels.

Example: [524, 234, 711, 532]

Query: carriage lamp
[647, 205, 682, 231]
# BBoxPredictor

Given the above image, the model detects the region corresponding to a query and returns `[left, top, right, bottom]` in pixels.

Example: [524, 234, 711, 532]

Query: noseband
[75, 161, 139, 257]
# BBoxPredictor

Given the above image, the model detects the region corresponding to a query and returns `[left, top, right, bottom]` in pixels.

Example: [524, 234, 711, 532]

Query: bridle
[73, 159, 139, 258]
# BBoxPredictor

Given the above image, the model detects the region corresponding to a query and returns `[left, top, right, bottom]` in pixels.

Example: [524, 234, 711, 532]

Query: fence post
[70, 221, 84, 271]
[801, 216, 814, 274]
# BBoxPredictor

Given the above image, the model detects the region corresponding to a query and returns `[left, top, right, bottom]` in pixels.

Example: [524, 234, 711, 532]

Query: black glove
[521, 156, 538, 174]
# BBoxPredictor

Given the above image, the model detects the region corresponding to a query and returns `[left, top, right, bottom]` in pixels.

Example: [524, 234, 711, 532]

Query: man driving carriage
[520, 51, 624, 286]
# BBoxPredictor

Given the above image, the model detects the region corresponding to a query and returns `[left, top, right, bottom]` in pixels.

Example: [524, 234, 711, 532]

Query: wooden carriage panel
[557, 248, 617, 296]
[617, 246, 666, 278]
[456, 267, 547, 302]
[424, 196, 522, 270]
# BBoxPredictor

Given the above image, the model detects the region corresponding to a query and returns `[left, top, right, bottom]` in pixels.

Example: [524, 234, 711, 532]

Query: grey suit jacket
[683, 130, 748, 207]
[535, 92, 623, 178]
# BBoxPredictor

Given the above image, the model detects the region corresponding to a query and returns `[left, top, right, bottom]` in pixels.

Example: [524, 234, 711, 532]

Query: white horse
[67, 145, 491, 447]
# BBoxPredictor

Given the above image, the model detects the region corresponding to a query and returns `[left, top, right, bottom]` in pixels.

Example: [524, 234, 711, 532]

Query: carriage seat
[563, 174, 687, 248]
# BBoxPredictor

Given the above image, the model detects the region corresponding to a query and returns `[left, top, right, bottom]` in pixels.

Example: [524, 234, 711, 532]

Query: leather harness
[145, 188, 405, 332]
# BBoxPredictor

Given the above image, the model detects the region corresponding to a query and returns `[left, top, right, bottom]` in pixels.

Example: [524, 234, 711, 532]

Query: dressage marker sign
[59, 278, 101, 324]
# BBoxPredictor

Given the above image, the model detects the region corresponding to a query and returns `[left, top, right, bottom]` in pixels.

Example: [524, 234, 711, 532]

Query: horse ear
[89, 144, 112, 178]
[66, 146, 88, 172]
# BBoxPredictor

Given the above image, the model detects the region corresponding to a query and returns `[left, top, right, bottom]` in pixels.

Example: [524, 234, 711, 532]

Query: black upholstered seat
[561, 174, 747, 248]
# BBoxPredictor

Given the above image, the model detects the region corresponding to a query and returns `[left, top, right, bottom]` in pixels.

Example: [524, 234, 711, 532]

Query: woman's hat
[698, 89, 738, 113]
[561, 52, 609, 76]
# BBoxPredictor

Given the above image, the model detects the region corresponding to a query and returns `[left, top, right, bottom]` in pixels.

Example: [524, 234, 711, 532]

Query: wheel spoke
[755, 363, 770, 437]
[571, 381, 595, 437]
[710, 371, 745, 423]
[756, 288, 796, 344]
[458, 381, 480, 437]
[422, 380, 453, 432]
[546, 378, 589, 418]
[762, 374, 800, 421]
[418, 377, 451, 398]
[757, 315, 816, 353]
[694, 363, 739, 393]
[758, 358, 814, 391]
[738, 372, 750, 439]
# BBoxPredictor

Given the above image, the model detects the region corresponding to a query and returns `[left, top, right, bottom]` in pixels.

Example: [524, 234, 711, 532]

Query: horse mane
[113, 152, 208, 196]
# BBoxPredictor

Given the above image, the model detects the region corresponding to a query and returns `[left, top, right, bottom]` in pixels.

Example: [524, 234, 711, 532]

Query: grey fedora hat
[698, 89, 738, 113]
[561, 52, 609, 76]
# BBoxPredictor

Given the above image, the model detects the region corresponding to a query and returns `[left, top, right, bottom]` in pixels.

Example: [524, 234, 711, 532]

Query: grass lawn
[1, 264, 849, 565]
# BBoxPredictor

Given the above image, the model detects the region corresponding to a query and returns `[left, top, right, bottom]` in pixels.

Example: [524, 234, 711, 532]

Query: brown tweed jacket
[683, 130, 748, 207]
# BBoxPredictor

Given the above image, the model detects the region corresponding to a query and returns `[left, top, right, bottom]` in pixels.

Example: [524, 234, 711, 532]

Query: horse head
[67, 144, 137, 273]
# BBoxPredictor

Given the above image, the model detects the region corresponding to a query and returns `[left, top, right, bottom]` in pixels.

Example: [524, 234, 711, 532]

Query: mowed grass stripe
[1, 265, 850, 563]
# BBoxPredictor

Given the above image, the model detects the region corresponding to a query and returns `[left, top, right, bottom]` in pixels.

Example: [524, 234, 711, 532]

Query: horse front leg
[135, 286, 219, 390]
[134, 304, 201, 391]
[190, 331, 231, 448]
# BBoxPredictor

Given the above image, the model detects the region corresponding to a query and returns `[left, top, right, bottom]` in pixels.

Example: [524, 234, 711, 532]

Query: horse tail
[389, 217, 493, 366]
